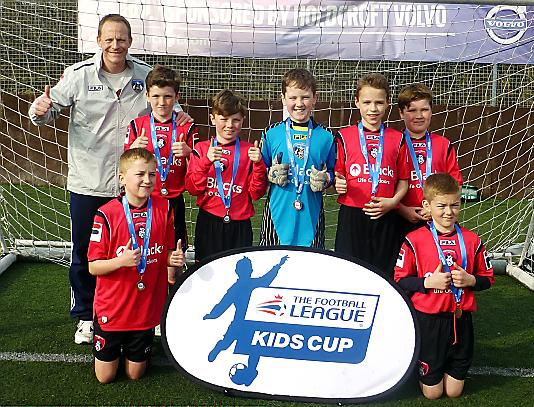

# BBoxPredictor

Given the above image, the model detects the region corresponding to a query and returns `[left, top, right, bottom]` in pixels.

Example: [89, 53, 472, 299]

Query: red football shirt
[402, 132, 462, 208]
[394, 224, 494, 314]
[335, 124, 409, 208]
[125, 116, 199, 198]
[185, 138, 268, 220]
[88, 196, 174, 331]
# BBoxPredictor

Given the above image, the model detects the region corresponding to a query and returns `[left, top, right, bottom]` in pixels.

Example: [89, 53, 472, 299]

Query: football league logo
[256, 295, 286, 316]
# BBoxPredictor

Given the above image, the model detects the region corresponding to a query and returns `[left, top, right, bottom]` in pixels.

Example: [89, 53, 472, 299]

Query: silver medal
[223, 214, 231, 223]
[137, 281, 145, 291]
[293, 200, 303, 211]
[161, 187, 168, 196]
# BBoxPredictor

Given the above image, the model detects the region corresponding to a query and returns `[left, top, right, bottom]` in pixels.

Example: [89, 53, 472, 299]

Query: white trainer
[74, 320, 94, 344]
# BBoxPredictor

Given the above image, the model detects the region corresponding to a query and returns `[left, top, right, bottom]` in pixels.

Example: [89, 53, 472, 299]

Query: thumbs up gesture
[169, 239, 185, 268]
[172, 132, 192, 157]
[268, 152, 289, 187]
[119, 239, 141, 268]
[309, 163, 330, 192]
[130, 128, 149, 149]
[334, 171, 347, 194]
[207, 138, 223, 162]
[33, 85, 53, 118]
[248, 140, 262, 163]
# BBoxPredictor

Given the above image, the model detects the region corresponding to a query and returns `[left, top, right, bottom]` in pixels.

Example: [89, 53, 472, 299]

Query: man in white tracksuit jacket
[29, 14, 191, 344]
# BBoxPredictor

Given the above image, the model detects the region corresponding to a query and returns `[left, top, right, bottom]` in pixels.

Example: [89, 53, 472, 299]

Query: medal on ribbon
[150, 112, 176, 196]
[429, 221, 467, 317]
[214, 137, 240, 223]
[122, 195, 153, 291]
[404, 130, 432, 190]
[358, 122, 384, 196]
[285, 118, 313, 210]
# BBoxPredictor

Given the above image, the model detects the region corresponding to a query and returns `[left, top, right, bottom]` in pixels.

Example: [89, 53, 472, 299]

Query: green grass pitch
[1, 262, 534, 406]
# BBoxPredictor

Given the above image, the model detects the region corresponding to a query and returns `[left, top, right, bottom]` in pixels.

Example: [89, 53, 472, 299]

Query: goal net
[1, 1, 533, 277]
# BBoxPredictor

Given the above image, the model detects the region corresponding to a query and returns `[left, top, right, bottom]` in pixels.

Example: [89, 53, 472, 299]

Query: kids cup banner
[79, 1, 534, 64]
[162, 247, 419, 403]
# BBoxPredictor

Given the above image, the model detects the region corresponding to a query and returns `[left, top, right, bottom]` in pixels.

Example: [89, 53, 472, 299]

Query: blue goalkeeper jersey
[261, 118, 335, 246]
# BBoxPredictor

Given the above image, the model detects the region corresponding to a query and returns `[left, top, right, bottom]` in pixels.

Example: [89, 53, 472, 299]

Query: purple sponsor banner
[78, 1, 534, 64]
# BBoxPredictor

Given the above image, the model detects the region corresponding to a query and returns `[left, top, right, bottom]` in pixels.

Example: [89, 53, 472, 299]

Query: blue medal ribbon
[122, 195, 152, 277]
[404, 130, 432, 190]
[358, 122, 384, 196]
[429, 221, 467, 305]
[150, 112, 177, 183]
[284, 118, 313, 199]
[213, 137, 240, 211]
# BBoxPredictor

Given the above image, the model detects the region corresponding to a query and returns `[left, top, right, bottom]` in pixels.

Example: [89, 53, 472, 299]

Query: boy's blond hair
[281, 68, 317, 95]
[211, 89, 247, 117]
[423, 173, 460, 202]
[397, 83, 433, 112]
[119, 148, 156, 174]
[146, 65, 182, 94]
[355, 73, 390, 101]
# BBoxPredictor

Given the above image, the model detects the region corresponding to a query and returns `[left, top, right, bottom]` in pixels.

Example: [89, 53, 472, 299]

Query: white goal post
[1, 1, 534, 286]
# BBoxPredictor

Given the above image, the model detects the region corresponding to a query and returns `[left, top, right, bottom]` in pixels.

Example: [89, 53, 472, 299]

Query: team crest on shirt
[219, 157, 229, 172]
[157, 137, 166, 148]
[417, 153, 426, 165]
[132, 79, 144, 92]
[443, 250, 457, 267]
[293, 143, 305, 160]
[370, 146, 378, 159]
[137, 224, 146, 240]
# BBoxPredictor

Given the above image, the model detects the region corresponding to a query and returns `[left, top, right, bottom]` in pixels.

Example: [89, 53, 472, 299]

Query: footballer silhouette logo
[256, 294, 287, 316]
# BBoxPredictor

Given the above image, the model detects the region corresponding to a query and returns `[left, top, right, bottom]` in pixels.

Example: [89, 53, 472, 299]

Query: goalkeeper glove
[309, 163, 330, 192]
[268, 153, 289, 187]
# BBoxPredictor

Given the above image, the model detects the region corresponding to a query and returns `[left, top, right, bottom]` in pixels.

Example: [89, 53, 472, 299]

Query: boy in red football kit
[88, 148, 185, 383]
[334, 73, 409, 276]
[186, 90, 267, 261]
[397, 84, 462, 235]
[394, 173, 494, 399]
[125, 65, 199, 252]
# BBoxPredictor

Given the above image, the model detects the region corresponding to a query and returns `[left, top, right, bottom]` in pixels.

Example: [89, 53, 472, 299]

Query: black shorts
[93, 318, 154, 363]
[168, 194, 188, 252]
[334, 205, 401, 277]
[416, 310, 474, 386]
[194, 208, 253, 262]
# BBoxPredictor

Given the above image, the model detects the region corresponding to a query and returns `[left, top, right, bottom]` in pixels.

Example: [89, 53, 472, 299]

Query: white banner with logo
[163, 247, 418, 403]
[79, 1, 533, 63]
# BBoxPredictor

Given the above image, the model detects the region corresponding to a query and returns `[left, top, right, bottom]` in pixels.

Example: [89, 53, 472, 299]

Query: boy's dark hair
[355, 73, 390, 102]
[424, 173, 460, 201]
[119, 148, 156, 173]
[146, 65, 182, 94]
[398, 83, 433, 111]
[282, 68, 317, 95]
[211, 89, 247, 117]
[98, 14, 132, 40]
